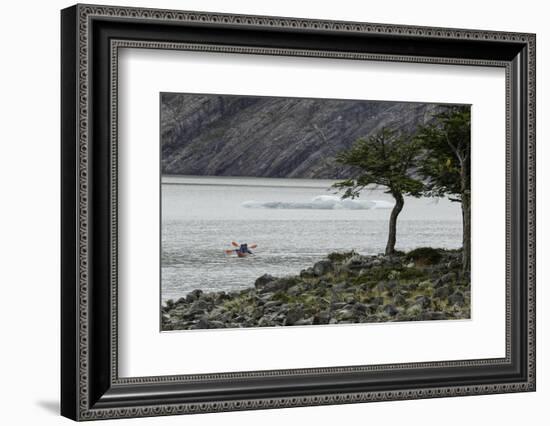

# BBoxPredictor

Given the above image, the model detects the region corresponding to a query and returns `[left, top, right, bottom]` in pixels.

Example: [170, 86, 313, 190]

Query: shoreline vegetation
[162, 247, 470, 331]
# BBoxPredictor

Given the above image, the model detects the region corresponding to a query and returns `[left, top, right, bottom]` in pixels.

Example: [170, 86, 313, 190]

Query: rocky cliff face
[161, 93, 443, 179]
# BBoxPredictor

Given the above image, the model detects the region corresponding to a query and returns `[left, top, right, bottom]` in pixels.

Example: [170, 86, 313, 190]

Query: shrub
[327, 251, 356, 263]
[406, 247, 442, 265]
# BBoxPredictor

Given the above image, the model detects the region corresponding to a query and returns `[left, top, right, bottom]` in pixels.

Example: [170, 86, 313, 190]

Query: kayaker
[225, 242, 257, 256]
[238, 243, 253, 255]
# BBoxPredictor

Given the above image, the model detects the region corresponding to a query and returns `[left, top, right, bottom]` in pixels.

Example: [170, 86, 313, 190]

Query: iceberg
[242, 195, 394, 210]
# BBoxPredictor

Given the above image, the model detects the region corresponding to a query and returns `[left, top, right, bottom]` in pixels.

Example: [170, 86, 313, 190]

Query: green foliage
[327, 251, 356, 263]
[405, 247, 443, 265]
[415, 105, 471, 201]
[332, 128, 424, 198]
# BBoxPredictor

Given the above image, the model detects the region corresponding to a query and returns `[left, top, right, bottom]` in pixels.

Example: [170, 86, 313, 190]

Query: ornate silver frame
[61, 4, 536, 421]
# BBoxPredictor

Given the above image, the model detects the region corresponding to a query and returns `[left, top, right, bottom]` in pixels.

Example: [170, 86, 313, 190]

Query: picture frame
[61, 3, 536, 421]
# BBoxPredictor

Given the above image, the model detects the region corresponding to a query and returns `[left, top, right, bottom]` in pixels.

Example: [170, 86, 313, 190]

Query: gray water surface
[161, 176, 462, 302]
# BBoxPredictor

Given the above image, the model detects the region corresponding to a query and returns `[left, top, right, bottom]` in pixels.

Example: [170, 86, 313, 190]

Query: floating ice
[242, 195, 394, 210]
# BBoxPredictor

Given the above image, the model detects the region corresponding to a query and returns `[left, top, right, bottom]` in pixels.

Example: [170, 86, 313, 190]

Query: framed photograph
[61, 4, 536, 421]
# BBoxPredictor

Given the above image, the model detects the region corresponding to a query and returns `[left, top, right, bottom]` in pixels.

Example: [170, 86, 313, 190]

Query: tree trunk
[461, 192, 471, 276]
[385, 192, 404, 255]
[459, 159, 471, 276]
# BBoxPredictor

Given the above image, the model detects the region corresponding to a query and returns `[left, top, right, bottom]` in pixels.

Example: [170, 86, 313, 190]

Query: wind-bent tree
[333, 128, 424, 255]
[415, 106, 471, 274]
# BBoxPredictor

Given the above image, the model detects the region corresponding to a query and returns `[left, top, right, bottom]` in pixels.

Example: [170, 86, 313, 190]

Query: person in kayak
[225, 242, 257, 257]
[237, 243, 253, 256]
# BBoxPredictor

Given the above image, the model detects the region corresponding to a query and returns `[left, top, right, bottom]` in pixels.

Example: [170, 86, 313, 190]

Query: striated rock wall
[161, 93, 443, 179]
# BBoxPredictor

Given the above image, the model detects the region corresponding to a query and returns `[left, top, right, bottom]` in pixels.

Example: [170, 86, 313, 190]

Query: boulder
[284, 306, 305, 325]
[254, 274, 276, 291]
[331, 302, 347, 310]
[300, 267, 315, 278]
[314, 310, 331, 325]
[186, 289, 203, 303]
[383, 304, 399, 316]
[313, 260, 334, 276]
[256, 277, 297, 294]
[440, 272, 457, 284]
[258, 316, 276, 327]
[343, 255, 372, 272]
[352, 303, 368, 314]
[334, 309, 356, 321]
[264, 299, 283, 308]
[448, 291, 465, 307]
[293, 317, 314, 326]
[421, 312, 447, 321]
[433, 286, 450, 299]
[414, 295, 432, 309]
[393, 294, 406, 305]
[370, 296, 385, 306]
[287, 284, 304, 297]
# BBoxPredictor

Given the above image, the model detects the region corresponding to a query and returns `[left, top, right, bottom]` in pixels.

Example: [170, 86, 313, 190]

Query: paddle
[225, 243, 258, 255]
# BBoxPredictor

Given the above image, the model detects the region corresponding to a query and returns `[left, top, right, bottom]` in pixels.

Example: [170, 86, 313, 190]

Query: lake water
[161, 176, 462, 302]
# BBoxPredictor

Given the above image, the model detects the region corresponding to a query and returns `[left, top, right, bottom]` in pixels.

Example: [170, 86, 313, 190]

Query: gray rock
[257, 277, 297, 294]
[334, 309, 356, 321]
[352, 303, 368, 314]
[314, 310, 331, 325]
[293, 317, 314, 326]
[300, 267, 315, 278]
[408, 283, 419, 291]
[332, 283, 348, 293]
[344, 296, 356, 304]
[258, 316, 276, 327]
[440, 272, 457, 284]
[259, 292, 275, 302]
[343, 255, 370, 271]
[386, 280, 398, 291]
[214, 292, 230, 303]
[186, 289, 203, 303]
[254, 274, 276, 291]
[414, 295, 432, 309]
[383, 304, 399, 316]
[284, 306, 305, 325]
[370, 296, 385, 306]
[421, 312, 447, 321]
[433, 286, 450, 299]
[393, 294, 406, 305]
[286, 285, 302, 297]
[263, 300, 283, 310]
[313, 260, 334, 276]
[194, 317, 211, 329]
[331, 302, 347, 310]
[251, 308, 264, 320]
[254, 295, 266, 306]
[448, 291, 465, 306]
[187, 300, 209, 316]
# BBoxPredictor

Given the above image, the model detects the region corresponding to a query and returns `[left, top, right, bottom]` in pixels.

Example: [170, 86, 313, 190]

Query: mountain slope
[160, 93, 443, 179]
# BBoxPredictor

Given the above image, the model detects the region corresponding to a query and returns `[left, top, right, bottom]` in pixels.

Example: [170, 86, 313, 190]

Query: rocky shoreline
[162, 248, 470, 331]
